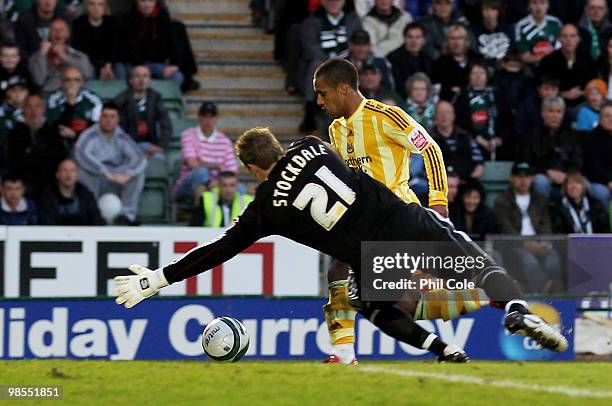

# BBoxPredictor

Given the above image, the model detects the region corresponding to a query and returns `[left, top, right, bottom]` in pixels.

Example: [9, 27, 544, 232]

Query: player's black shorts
[347, 204, 505, 310]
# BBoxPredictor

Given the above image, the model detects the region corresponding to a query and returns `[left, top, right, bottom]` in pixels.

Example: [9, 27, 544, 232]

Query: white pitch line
[360, 365, 612, 399]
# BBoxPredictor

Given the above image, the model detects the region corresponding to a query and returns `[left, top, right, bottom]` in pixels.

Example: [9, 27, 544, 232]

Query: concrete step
[213, 113, 301, 130]
[186, 92, 301, 104]
[195, 49, 273, 60]
[197, 63, 284, 76]
[186, 103, 303, 117]
[195, 74, 285, 90]
[174, 12, 252, 26]
[169, 0, 249, 15]
[221, 127, 302, 139]
[187, 25, 263, 36]
[190, 36, 273, 52]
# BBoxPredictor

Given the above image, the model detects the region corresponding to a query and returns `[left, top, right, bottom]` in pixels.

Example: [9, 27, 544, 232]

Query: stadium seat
[481, 161, 514, 207]
[151, 80, 185, 116]
[137, 183, 169, 224]
[145, 158, 170, 182]
[170, 117, 197, 148]
[85, 80, 128, 101]
[166, 148, 183, 181]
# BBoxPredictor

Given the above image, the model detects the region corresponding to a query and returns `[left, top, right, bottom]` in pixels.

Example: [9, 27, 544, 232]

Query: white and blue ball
[202, 317, 250, 362]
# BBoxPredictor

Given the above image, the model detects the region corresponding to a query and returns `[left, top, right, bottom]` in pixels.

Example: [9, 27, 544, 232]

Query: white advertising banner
[0, 227, 320, 298]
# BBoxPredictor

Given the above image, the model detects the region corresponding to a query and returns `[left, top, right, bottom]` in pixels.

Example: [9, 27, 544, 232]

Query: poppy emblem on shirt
[410, 130, 429, 151]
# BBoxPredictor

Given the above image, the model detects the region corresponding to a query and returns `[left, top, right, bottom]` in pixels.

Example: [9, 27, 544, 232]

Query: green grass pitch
[1, 360, 612, 405]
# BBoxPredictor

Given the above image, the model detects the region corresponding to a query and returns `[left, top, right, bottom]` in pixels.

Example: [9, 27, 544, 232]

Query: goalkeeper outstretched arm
[114, 204, 263, 308]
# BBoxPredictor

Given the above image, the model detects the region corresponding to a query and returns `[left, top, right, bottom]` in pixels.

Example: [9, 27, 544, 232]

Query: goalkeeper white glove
[114, 264, 169, 309]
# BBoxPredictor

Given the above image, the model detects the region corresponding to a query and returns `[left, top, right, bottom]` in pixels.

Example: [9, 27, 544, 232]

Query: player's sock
[323, 280, 357, 362]
[363, 305, 448, 357]
[479, 268, 525, 309]
[414, 288, 490, 321]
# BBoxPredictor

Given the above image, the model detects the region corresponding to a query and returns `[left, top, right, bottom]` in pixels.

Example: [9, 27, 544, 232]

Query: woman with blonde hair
[551, 170, 610, 233]
[71, 0, 119, 80]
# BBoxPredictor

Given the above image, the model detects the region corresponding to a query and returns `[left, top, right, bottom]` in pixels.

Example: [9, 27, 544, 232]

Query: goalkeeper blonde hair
[236, 127, 284, 170]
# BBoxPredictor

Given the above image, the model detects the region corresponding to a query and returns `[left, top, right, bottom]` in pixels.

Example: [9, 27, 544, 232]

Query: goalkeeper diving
[114, 129, 568, 362]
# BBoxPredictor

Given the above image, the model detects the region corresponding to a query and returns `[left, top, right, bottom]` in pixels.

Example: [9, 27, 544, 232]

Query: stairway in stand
[168, 0, 303, 144]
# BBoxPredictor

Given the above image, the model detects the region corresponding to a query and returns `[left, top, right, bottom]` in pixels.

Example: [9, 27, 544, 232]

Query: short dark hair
[403, 22, 425, 37]
[219, 171, 238, 180]
[314, 58, 359, 90]
[482, 0, 503, 11]
[536, 76, 560, 88]
[0, 42, 19, 51]
[1, 174, 23, 185]
[601, 100, 612, 111]
[236, 127, 284, 170]
[102, 101, 119, 113]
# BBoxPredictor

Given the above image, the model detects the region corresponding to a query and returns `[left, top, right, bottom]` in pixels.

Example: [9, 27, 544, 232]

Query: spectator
[190, 171, 254, 227]
[446, 169, 461, 213]
[361, 0, 412, 57]
[46, 66, 102, 149]
[174, 102, 239, 202]
[453, 62, 501, 159]
[359, 63, 402, 105]
[0, 80, 28, 176]
[537, 24, 597, 109]
[115, 65, 171, 159]
[74, 102, 146, 224]
[420, 0, 473, 60]
[515, 0, 561, 65]
[8, 94, 67, 196]
[521, 97, 582, 199]
[429, 100, 484, 181]
[116, 0, 183, 85]
[404, 72, 437, 130]
[299, 0, 361, 132]
[38, 158, 105, 225]
[0, 80, 28, 138]
[340, 29, 394, 92]
[515, 76, 560, 137]
[598, 36, 612, 98]
[581, 101, 612, 208]
[493, 162, 562, 293]
[575, 79, 606, 131]
[471, 0, 512, 63]
[71, 0, 119, 80]
[430, 24, 479, 101]
[0, 43, 36, 101]
[493, 51, 533, 159]
[0, 175, 37, 225]
[578, 0, 612, 61]
[14, 0, 67, 57]
[551, 170, 610, 233]
[29, 18, 94, 95]
[386, 22, 433, 98]
[354, 0, 404, 17]
[449, 177, 497, 241]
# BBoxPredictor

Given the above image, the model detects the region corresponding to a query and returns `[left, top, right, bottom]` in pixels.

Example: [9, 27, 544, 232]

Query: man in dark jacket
[520, 96, 582, 199]
[577, 0, 612, 61]
[115, 65, 172, 159]
[429, 101, 484, 181]
[38, 159, 105, 225]
[537, 24, 597, 108]
[420, 0, 475, 59]
[8, 94, 68, 197]
[581, 101, 612, 208]
[493, 162, 562, 293]
[0, 175, 37, 225]
[386, 22, 432, 98]
[0, 43, 37, 101]
[14, 0, 68, 57]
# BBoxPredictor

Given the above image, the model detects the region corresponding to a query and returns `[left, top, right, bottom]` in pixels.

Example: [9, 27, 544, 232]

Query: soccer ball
[202, 317, 250, 362]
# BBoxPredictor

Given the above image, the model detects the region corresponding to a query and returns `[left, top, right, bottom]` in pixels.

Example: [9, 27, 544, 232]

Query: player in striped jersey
[515, 0, 561, 65]
[313, 58, 470, 364]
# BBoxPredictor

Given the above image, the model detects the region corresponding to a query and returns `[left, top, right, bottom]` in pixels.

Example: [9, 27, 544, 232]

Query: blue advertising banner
[0, 297, 575, 361]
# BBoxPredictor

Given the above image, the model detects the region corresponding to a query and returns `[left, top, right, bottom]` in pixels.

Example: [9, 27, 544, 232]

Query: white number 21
[292, 166, 356, 230]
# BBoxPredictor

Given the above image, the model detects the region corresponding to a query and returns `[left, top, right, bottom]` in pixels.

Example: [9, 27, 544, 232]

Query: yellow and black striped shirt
[328, 98, 448, 206]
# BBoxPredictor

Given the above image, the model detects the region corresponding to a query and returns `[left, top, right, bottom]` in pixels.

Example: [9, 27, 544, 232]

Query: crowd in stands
[260, 0, 612, 242]
[0, 0, 215, 226]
